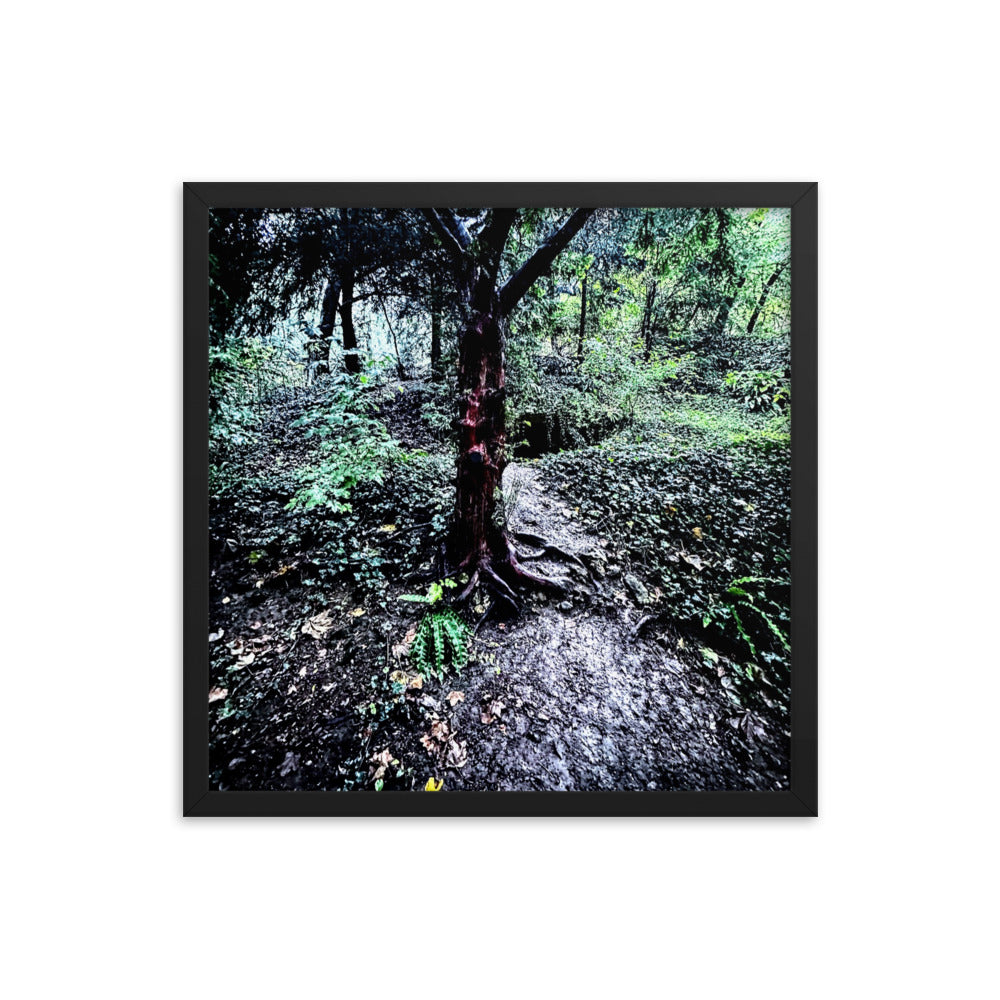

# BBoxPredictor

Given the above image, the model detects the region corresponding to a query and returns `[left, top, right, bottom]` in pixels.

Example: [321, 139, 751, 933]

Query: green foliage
[704, 574, 791, 662]
[209, 337, 306, 491]
[400, 578, 458, 604]
[410, 607, 471, 681]
[285, 374, 399, 513]
[723, 369, 790, 414]
[655, 396, 790, 454]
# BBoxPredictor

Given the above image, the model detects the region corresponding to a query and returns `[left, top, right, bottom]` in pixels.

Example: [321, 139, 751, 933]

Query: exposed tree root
[506, 560, 567, 592]
[481, 563, 520, 605]
[512, 530, 548, 548]
[510, 530, 606, 595]
[518, 542, 587, 570]
[456, 567, 480, 602]
[448, 527, 602, 614]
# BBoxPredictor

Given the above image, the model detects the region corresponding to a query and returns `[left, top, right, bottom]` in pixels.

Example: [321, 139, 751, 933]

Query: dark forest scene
[208, 205, 792, 792]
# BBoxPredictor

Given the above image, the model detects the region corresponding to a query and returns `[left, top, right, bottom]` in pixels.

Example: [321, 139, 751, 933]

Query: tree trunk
[430, 271, 443, 379]
[453, 296, 507, 566]
[709, 275, 746, 338]
[309, 276, 340, 380]
[746, 265, 786, 335]
[339, 268, 361, 375]
[377, 292, 406, 379]
[641, 281, 658, 360]
[577, 273, 588, 363]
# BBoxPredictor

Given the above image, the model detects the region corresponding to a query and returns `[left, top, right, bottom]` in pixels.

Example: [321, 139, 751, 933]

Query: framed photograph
[184, 182, 816, 817]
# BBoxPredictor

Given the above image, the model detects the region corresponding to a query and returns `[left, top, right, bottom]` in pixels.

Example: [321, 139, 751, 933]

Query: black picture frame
[184, 182, 817, 817]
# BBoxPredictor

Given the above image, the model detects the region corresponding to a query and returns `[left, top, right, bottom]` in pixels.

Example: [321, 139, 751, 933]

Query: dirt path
[432, 462, 789, 791]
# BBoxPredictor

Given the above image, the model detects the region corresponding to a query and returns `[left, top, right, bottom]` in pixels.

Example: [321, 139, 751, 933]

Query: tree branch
[479, 208, 518, 286]
[498, 208, 594, 315]
[422, 209, 468, 264]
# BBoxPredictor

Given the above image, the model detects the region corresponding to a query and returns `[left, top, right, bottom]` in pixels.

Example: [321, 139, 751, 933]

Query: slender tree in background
[746, 262, 788, 335]
[423, 207, 593, 601]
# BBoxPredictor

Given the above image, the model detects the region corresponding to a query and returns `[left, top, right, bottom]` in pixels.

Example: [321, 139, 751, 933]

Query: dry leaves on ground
[480, 699, 506, 725]
[302, 609, 333, 638]
[369, 748, 399, 781]
[389, 669, 423, 690]
[420, 715, 468, 769]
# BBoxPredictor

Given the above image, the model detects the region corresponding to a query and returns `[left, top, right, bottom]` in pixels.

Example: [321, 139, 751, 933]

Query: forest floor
[209, 378, 790, 792]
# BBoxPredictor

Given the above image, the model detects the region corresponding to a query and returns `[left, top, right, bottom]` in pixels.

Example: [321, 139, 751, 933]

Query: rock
[582, 548, 608, 571]
[624, 573, 651, 605]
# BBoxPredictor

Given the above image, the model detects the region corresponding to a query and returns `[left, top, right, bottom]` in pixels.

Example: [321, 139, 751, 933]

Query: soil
[208, 385, 790, 793]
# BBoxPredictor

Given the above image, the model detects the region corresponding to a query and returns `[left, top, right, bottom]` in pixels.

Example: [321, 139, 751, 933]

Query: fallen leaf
[429, 719, 450, 742]
[692, 526, 703, 540]
[425, 777, 443, 791]
[208, 687, 228, 703]
[350, 607, 366, 618]
[302, 609, 333, 638]
[445, 739, 468, 768]
[233, 652, 255, 669]
[390, 669, 422, 689]
[370, 747, 394, 781]
[379, 524, 397, 533]
[680, 551, 705, 571]
[208, 629, 224, 643]
[446, 691, 465, 706]
[480, 699, 506, 725]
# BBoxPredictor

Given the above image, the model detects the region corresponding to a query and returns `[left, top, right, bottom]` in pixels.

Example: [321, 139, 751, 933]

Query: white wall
[3, 3, 993, 998]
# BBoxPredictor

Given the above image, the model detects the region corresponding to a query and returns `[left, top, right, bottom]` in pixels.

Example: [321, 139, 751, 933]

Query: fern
[410, 608, 471, 681]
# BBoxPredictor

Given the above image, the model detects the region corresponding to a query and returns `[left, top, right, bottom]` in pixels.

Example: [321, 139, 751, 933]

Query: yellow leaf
[425, 777, 443, 792]
[692, 526, 703, 540]
[350, 608, 366, 617]
[379, 524, 397, 533]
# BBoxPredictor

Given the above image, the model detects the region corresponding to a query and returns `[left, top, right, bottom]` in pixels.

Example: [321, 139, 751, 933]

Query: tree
[423, 207, 594, 602]
[746, 262, 788, 335]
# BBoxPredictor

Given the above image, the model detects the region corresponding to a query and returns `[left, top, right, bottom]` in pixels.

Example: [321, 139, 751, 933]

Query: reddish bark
[424, 207, 594, 601]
